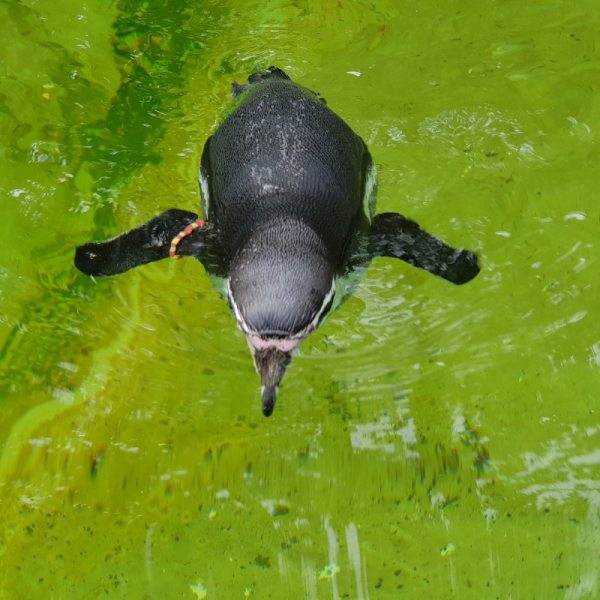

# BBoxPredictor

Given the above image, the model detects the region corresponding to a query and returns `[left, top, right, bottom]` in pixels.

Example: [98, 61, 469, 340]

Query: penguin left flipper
[369, 213, 480, 285]
[75, 209, 220, 277]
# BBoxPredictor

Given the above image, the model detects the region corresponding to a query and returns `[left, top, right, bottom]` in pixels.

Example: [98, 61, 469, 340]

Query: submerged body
[75, 67, 480, 416]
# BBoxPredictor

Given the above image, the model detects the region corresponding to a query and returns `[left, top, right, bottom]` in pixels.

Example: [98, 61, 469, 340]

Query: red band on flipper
[169, 219, 205, 259]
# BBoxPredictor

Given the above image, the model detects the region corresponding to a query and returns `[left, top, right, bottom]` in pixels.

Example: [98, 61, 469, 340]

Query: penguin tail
[232, 66, 291, 98]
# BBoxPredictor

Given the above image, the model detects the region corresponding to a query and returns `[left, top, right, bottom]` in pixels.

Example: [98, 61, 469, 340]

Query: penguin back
[202, 69, 371, 269]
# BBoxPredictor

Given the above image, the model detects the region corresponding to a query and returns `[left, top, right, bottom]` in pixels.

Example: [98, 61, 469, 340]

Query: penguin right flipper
[369, 213, 480, 285]
[75, 209, 220, 277]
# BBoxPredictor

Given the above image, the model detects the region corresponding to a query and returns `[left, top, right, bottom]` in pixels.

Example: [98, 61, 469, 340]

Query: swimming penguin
[75, 67, 480, 417]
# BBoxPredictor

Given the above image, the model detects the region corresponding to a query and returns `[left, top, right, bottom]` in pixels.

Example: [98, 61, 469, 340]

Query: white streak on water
[565, 491, 600, 599]
[396, 393, 418, 456]
[574, 257, 593, 272]
[346, 523, 365, 600]
[451, 407, 466, 437]
[488, 545, 496, 585]
[27, 438, 52, 446]
[545, 310, 588, 334]
[278, 551, 287, 577]
[570, 450, 600, 466]
[57, 361, 79, 372]
[145, 522, 157, 592]
[301, 555, 318, 600]
[324, 517, 339, 600]
[350, 417, 395, 453]
[556, 241, 581, 263]
[362, 555, 371, 600]
[564, 212, 586, 221]
[588, 343, 600, 367]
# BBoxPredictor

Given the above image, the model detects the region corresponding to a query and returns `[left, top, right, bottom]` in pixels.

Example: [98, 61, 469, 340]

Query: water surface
[1, 0, 599, 598]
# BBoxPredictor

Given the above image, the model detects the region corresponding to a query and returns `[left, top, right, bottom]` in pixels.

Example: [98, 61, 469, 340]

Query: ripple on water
[418, 105, 547, 168]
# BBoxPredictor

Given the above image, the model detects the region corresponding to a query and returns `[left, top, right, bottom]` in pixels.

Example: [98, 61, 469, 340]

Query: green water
[1, 0, 599, 597]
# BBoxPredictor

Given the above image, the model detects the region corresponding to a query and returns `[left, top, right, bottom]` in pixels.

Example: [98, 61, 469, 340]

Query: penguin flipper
[369, 213, 480, 285]
[75, 209, 210, 277]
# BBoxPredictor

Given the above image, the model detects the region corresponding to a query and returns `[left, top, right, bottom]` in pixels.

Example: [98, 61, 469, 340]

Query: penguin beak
[245, 335, 305, 416]
[261, 383, 279, 417]
[252, 347, 293, 416]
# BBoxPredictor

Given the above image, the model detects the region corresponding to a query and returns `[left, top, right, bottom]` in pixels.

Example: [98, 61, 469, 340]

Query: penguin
[75, 67, 480, 417]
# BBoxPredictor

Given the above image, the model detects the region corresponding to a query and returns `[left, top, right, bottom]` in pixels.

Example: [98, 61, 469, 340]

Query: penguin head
[227, 219, 336, 416]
